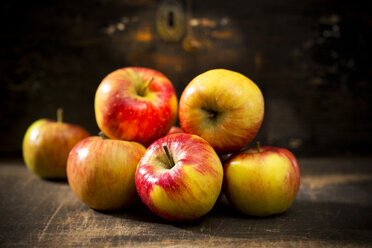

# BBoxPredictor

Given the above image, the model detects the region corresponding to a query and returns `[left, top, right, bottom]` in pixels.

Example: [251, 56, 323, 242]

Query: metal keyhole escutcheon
[156, 0, 186, 42]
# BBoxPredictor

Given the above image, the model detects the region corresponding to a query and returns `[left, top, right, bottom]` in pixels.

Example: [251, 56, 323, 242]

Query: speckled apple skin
[67, 136, 146, 211]
[95, 67, 178, 146]
[179, 69, 264, 153]
[135, 133, 223, 221]
[223, 146, 300, 216]
[22, 119, 90, 178]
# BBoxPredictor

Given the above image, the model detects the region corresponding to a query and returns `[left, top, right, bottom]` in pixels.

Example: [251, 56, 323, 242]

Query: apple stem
[162, 143, 175, 168]
[256, 141, 262, 153]
[140, 77, 154, 96]
[99, 131, 108, 140]
[57, 108, 63, 123]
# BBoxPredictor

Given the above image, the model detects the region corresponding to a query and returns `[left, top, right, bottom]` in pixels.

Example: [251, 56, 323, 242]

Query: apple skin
[135, 133, 223, 221]
[166, 126, 183, 135]
[179, 69, 264, 154]
[22, 119, 90, 178]
[67, 136, 146, 211]
[95, 67, 178, 146]
[223, 146, 300, 216]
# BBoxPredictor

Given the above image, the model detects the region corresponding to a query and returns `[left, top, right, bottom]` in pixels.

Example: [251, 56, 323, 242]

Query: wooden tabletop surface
[0, 158, 371, 247]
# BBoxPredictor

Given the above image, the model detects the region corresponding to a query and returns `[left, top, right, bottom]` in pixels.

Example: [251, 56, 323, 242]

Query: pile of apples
[23, 67, 300, 221]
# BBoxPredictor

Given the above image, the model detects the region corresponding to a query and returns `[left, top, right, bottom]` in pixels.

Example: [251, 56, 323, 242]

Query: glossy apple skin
[22, 119, 90, 178]
[179, 69, 264, 153]
[67, 136, 146, 210]
[95, 67, 178, 146]
[166, 126, 183, 135]
[135, 133, 223, 221]
[223, 146, 300, 216]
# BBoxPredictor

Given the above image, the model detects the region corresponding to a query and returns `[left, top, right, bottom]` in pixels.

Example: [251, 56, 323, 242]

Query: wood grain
[0, 158, 371, 247]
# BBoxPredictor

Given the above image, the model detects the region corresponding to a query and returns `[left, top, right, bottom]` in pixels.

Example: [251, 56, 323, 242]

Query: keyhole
[168, 11, 174, 27]
[156, 0, 186, 42]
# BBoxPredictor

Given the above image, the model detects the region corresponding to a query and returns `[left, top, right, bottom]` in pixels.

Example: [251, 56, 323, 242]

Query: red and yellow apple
[179, 69, 264, 154]
[166, 126, 183, 135]
[22, 109, 90, 178]
[135, 133, 223, 221]
[223, 143, 300, 216]
[67, 135, 146, 210]
[94, 67, 178, 146]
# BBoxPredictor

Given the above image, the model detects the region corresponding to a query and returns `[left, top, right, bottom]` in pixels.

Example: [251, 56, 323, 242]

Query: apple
[223, 142, 300, 216]
[135, 133, 223, 221]
[179, 69, 264, 154]
[22, 108, 90, 178]
[166, 126, 183, 135]
[94, 67, 178, 146]
[67, 135, 146, 210]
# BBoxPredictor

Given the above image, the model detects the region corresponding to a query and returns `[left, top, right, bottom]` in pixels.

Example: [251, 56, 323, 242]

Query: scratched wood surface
[0, 158, 372, 247]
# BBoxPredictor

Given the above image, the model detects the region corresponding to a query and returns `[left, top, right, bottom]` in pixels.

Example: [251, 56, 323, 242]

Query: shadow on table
[42, 177, 68, 184]
[186, 195, 372, 243]
[98, 192, 372, 244]
[96, 199, 205, 226]
[97, 201, 165, 224]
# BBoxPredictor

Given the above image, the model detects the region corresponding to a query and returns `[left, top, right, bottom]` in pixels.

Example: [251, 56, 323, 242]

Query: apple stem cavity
[139, 76, 154, 96]
[201, 107, 218, 120]
[256, 141, 262, 153]
[162, 143, 175, 168]
[57, 108, 63, 123]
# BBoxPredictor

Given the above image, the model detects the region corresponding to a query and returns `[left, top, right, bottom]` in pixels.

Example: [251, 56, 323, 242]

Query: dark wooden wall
[1, 0, 371, 157]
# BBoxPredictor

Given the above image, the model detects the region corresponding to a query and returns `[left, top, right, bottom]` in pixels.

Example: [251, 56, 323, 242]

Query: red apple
[135, 133, 223, 221]
[223, 142, 300, 216]
[22, 108, 90, 178]
[67, 135, 146, 210]
[179, 69, 264, 153]
[166, 126, 183, 135]
[94, 67, 178, 146]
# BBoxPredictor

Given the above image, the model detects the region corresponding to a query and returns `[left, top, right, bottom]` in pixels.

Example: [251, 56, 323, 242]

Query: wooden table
[1, 158, 371, 247]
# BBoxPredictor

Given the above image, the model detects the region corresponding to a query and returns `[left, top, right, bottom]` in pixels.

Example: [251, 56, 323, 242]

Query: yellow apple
[179, 69, 264, 153]
[67, 136, 146, 210]
[223, 143, 300, 216]
[22, 109, 90, 178]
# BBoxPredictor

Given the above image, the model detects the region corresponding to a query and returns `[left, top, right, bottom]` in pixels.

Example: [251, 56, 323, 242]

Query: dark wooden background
[0, 0, 371, 157]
